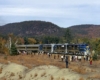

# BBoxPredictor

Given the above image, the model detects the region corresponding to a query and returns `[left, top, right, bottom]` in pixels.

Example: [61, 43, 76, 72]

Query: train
[16, 43, 90, 56]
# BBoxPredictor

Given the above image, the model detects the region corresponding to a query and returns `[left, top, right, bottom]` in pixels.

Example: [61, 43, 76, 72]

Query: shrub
[92, 53, 98, 60]
[10, 43, 18, 55]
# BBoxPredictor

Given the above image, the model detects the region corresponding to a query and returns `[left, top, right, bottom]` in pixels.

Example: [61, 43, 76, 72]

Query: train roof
[16, 44, 40, 47]
[16, 43, 88, 47]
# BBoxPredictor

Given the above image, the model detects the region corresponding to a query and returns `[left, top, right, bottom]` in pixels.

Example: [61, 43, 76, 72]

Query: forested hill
[0, 21, 64, 37]
[69, 24, 100, 38]
[0, 21, 100, 38]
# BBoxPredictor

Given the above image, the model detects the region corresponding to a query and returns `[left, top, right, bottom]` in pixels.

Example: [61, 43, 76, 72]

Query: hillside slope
[69, 24, 100, 38]
[0, 21, 100, 38]
[0, 21, 64, 37]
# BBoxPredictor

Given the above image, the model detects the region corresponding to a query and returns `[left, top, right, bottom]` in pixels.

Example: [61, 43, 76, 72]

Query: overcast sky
[0, 0, 100, 27]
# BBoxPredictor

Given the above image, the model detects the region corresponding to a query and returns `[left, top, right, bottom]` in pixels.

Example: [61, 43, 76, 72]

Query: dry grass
[0, 54, 66, 69]
[30, 74, 33, 77]
[19, 74, 23, 79]
[75, 66, 86, 74]
[0, 67, 3, 74]
[34, 73, 38, 77]
[41, 72, 46, 77]
[88, 74, 100, 79]
[69, 63, 87, 74]
[79, 77, 84, 80]
[50, 75, 54, 80]
[0, 77, 6, 80]
[61, 77, 65, 80]
[56, 77, 60, 80]
[0, 53, 100, 79]
[10, 72, 15, 77]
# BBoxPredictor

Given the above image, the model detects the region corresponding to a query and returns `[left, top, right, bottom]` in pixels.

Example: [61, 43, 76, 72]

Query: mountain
[69, 24, 100, 38]
[0, 21, 64, 37]
[0, 21, 100, 38]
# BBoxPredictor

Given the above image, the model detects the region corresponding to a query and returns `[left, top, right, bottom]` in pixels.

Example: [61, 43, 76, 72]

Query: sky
[0, 0, 100, 28]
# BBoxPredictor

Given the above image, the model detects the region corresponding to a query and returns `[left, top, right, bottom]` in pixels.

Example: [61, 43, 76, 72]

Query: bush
[92, 53, 98, 60]
[10, 43, 18, 55]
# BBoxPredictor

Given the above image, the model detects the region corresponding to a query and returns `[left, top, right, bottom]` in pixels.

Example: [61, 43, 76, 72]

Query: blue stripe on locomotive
[39, 44, 43, 51]
[78, 44, 88, 52]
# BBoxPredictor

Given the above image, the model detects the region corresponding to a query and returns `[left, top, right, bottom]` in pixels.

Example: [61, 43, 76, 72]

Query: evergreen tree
[92, 53, 98, 60]
[64, 28, 73, 43]
[54, 37, 59, 44]
[42, 36, 60, 44]
[24, 37, 29, 44]
[11, 43, 18, 55]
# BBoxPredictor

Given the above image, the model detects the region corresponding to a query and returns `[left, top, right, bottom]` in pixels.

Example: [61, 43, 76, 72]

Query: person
[65, 56, 69, 68]
[61, 55, 64, 61]
[84, 56, 86, 61]
[74, 55, 77, 61]
[63, 54, 65, 59]
[48, 53, 50, 58]
[58, 54, 59, 59]
[89, 57, 92, 65]
[72, 55, 74, 61]
[78, 56, 81, 61]
[69, 55, 72, 62]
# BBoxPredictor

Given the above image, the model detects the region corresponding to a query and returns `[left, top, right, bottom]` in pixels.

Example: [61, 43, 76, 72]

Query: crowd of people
[46, 52, 93, 68]
[19, 51, 93, 68]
